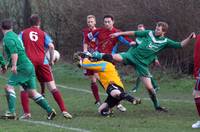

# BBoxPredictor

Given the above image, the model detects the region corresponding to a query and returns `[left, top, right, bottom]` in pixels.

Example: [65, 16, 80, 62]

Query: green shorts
[8, 63, 36, 89]
[119, 52, 152, 77]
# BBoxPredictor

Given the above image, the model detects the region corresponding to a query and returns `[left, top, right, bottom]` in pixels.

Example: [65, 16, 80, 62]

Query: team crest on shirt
[148, 42, 158, 49]
[88, 32, 96, 42]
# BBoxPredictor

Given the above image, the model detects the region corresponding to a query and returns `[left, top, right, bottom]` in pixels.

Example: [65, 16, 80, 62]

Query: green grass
[0, 62, 199, 132]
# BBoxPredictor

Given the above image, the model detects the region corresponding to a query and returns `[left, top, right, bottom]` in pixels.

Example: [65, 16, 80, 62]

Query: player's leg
[140, 76, 167, 112]
[98, 102, 111, 116]
[40, 82, 46, 96]
[46, 81, 72, 119]
[132, 77, 141, 92]
[151, 77, 160, 92]
[89, 72, 101, 106]
[192, 77, 200, 128]
[25, 65, 56, 120]
[112, 54, 123, 62]
[27, 88, 56, 120]
[108, 84, 141, 105]
[38, 64, 72, 119]
[19, 87, 31, 119]
[3, 84, 17, 119]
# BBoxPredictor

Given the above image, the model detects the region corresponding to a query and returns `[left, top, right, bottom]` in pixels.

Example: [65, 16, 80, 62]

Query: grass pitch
[0, 63, 199, 132]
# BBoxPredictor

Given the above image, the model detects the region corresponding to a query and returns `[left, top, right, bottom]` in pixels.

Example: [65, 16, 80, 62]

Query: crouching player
[74, 52, 141, 116]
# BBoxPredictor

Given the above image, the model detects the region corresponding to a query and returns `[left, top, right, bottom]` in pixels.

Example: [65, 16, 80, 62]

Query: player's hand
[0, 65, 7, 74]
[154, 60, 161, 67]
[11, 65, 17, 74]
[189, 32, 196, 39]
[110, 32, 120, 38]
[49, 61, 54, 67]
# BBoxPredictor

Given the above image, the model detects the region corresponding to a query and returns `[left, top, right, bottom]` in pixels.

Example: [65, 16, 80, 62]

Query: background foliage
[0, 0, 199, 73]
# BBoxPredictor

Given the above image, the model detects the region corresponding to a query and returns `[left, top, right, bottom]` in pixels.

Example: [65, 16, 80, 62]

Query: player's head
[87, 15, 96, 29]
[29, 14, 41, 26]
[102, 54, 113, 63]
[137, 24, 145, 31]
[1, 19, 13, 33]
[155, 21, 168, 36]
[103, 14, 114, 30]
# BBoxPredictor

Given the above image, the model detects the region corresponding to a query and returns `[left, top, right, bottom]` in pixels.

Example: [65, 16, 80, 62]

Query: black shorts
[105, 84, 124, 108]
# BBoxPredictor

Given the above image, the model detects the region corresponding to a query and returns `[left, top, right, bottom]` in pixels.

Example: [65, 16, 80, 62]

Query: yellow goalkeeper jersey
[82, 58, 124, 90]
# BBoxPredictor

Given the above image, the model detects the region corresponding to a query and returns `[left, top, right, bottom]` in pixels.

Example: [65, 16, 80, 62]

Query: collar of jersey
[149, 31, 167, 44]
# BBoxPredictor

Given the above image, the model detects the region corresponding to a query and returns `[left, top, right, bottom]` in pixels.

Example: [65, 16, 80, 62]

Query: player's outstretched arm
[48, 43, 55, 66]
[110, 31, 135, 38]
[181, 32, 196, 47]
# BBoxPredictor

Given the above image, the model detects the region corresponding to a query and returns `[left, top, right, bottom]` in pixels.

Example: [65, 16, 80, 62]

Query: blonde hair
[87, 15, 96, 20]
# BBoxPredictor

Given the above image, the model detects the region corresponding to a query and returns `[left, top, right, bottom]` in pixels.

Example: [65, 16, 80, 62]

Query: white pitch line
[56, 84, 194, 104]
[0, 75, 194, 103]
[20, 119, 91, 132]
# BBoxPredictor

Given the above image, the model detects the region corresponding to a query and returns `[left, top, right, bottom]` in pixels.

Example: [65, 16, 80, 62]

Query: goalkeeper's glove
[92, 51, 103, 60]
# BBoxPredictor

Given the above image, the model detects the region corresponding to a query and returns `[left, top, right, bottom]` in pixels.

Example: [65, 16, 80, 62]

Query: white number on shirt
[29, 31, 38, 42]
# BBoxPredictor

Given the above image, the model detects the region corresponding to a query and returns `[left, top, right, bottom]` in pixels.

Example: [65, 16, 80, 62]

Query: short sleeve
[5, 39, 18, 54]
[44, 33, 53, 48]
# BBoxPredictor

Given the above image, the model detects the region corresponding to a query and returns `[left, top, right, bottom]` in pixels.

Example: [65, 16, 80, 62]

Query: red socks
[20, 91, 30, 114]
[40, 82, 46, 95]
[91, 82, 100, 102]
[195, 97, 200, 116]
[51, 89, 67, 112]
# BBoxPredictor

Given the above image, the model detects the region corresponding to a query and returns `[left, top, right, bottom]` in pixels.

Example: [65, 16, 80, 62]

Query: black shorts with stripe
[105, 84, 124, 108]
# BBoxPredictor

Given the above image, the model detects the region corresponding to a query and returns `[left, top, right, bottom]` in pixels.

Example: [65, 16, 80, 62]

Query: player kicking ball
[74, 52, 141, 117]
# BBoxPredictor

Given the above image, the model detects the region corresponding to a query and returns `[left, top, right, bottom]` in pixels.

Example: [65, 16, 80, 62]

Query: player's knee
[110, 90, 121, 98]
[46, 81, 57, 91]
[28, 89, 38, 98]
[193, 90, 200, 98]
[100, 107, 110, 116]
[5, 85, 14, 92]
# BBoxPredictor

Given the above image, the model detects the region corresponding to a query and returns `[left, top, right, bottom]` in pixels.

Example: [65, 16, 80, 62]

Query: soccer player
[93, 15, 134, 54]
[0, 19, 56, 120]
[110, 21, 195, 112]
[192, 34, 200, 128]
[82, 15, 101, 106]
[89, 14, 135, 112]
[19, 14, 72, 119]
[132, 24, 160, 92]
[74, 52, 141, 116]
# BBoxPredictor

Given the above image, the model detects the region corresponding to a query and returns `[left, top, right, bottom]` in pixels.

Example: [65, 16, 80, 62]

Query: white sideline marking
[0, 75, 193, 103]
[57, 84, 194, 103]
[57, 84, 107, 96]
[20, 119, 91, 132]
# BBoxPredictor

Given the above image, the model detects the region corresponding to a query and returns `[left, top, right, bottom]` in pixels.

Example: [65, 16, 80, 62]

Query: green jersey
[129, 30, 181, 65]
[3, 31, 36, 88]
[3, 31, 31, 66]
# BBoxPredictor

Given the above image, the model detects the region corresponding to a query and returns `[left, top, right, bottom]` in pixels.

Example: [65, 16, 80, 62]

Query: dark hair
[102, 54, 113, 63]
[103, 14, 114, 21]
[137, 24, 145, 28]
[1, 19, 13, 30]
[29, 14, 41, 26]
[156, 21, 168, 33]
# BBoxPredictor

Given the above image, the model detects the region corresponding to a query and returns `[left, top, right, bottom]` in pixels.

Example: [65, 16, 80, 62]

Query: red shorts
[33, 63, 54, 82]
[84, 69, 95, 76]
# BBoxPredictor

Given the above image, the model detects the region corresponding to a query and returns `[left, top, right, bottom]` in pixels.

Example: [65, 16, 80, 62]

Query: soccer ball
[46, 50, 60, 63]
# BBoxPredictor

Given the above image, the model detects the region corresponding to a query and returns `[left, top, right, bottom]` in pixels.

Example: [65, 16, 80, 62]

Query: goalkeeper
[74, 52, 141, 116]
